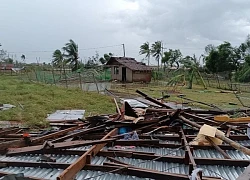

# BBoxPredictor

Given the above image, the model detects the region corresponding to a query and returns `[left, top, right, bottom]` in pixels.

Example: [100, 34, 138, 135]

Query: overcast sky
[1, 0, 250, 64]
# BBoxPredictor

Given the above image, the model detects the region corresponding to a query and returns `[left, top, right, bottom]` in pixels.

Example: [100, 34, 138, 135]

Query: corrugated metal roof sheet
[69, 145, 92, 151]
[91, 156, 189, 174]
[0, 154, 79, 164]
[236, 140, 250, 146]
[104, 146, 184, 156]
[0, 167, 147, 180]
[194, 149, 250, 160]
[198, 165, 245, 180]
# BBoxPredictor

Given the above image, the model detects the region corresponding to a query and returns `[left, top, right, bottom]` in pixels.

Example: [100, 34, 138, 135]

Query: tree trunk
[197, 70, 207, 89]
[176, 62, 180, 69]
[188, 70, 194, 89]
[148, 56, 150, 66]
[157, 58, 160, 79]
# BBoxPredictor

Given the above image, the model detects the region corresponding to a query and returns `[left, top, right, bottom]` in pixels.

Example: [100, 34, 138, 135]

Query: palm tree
[139, 42, 151, 66]
[62, 39, 79, 71]
[52, 50, 63, 67]
[151, 41, 162, 72]
[21, 54, 25, 63]
[162, 49, 182, 71]
[52, 49, 64, 76]
[181, 54, 206, 89]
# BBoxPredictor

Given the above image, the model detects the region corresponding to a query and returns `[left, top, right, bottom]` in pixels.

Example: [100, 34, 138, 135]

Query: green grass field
[0, 75, 248, 128]
[0, 76, 115, 127]
[111, 83, 249, 110]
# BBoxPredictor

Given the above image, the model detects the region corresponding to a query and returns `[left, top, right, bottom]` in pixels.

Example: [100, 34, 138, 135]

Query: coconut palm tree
[62, 39, 79, 71]
[151, 41, 162, 72]
[181, 54, 206, 89]
[139, 42, 151, 66]
[52, 49, 64, 77]
[21, 54, 25, 63]
[52, 50, 63, 67]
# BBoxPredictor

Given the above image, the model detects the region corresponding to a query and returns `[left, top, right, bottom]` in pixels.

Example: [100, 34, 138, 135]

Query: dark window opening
[114, 66, 119, 74]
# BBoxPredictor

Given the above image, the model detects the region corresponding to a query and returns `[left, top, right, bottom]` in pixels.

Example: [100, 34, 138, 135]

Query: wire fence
[7, 67, 112, 93]
[2, 66, 250, 94]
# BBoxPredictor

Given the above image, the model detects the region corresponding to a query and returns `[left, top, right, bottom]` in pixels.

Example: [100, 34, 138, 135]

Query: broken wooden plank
[57, 128, 118, 180]
[136, 90, 172, 108]
[51, 124, 106, 143]
[205, 136, 231, 159]
[7, 138, 116, 156]
[31, 125, 83, 144]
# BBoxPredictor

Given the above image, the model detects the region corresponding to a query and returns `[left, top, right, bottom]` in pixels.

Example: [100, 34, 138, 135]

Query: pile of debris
[0, 90, 250, 180]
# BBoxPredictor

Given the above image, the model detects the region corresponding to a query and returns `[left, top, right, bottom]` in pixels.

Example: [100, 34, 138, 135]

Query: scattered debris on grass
[1, 90, 250, 179]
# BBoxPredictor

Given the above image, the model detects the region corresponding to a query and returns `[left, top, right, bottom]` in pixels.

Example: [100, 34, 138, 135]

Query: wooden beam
[57, 128, 118, 180]
[51, 125, 106, 143]
[7, 139, 116, 156]
[180, 128, 199, 178]
[0, 139, 26, 151]
[205, 136, 231, 159]
[0, 127, 21, 137]
[31, 125, 83, 144]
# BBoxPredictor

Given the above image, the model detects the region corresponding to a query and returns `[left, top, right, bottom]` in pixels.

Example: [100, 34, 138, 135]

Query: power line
[7, 44, 123, 54]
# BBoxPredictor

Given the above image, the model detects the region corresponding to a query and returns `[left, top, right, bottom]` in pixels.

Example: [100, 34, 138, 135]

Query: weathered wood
[205, 136, 231, 159]
[114, 98, 121, 115]
[57, 128, 118, 180]
[0, 139, 26, 151]
[216, 132, 250, 156]
[0, 128, 21, 137]
[7, 139, 116, 155]
[180, 115, 250, 156]
[32, 125, 83, 144]
[51, 125, 106, 143]
[180, 128, 198, 178]
[136, 90, 172, 108]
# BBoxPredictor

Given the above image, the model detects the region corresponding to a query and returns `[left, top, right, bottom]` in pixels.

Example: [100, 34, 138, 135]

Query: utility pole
[122, 44, 126, 57]
[161, 42, 164, 69]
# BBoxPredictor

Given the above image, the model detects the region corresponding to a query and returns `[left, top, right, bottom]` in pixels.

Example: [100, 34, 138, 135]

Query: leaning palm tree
[151, 41, 162, 72]
[139, 42, 151, 66]
[181, 55, 206, 89]
[62, 39, 79, 71]
[52, 50, 63, 67]
[52, 49, 64, 76]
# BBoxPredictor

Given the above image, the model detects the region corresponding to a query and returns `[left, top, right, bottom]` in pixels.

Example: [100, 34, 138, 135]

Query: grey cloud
[1, 0, 250, 63]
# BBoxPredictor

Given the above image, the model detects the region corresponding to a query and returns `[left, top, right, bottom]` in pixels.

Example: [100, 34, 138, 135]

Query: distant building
[0, 64, 14, 71]
[0, 64, 15, 73]
[106, 57, 152, 83]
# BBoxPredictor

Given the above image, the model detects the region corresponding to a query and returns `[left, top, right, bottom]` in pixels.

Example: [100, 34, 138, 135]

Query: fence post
[43, 71, 46, 83]
[63, 66, 68, 88]
[79, 72, 82, 90]
[216, 74, 221, 89]
[92, 73, 99, 93]
[205, 73, 210, 87]
[52, 68, 56, 85]
[35, 70, 38, 82]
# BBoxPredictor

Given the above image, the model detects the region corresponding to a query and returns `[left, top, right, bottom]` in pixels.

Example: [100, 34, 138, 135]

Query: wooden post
[79, 72, 82, 90]
[52, 68, 56, 85]
[57, 128, 118, 180]
[63, 64, 68, 88]
[92, 73, 99, 93]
